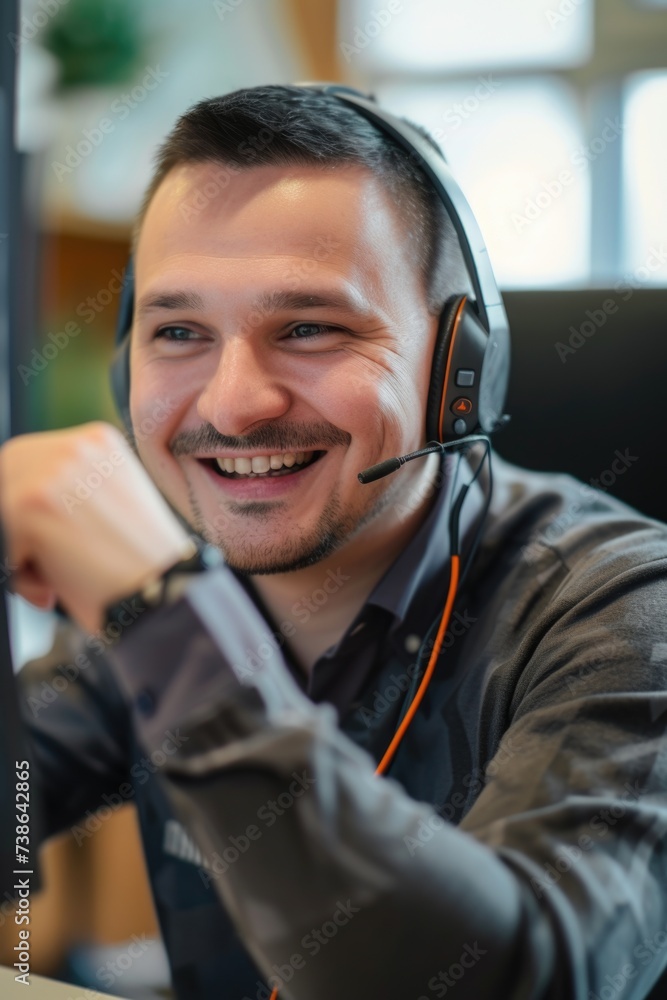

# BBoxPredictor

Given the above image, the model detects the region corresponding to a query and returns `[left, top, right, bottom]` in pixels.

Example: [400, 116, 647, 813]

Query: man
[2, 85, 667, 1000]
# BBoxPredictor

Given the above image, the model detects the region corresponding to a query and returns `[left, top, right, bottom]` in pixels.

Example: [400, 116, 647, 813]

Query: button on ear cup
[426, 295, 466, 443]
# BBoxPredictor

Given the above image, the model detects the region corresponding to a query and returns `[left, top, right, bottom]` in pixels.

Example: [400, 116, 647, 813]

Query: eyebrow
[253, 289, 366, 313]
[136, 290, 205, 318]
[135, 287, 369, 320]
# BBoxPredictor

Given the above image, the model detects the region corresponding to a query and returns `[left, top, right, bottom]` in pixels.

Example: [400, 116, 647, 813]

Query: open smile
[200, 449, 326, 479]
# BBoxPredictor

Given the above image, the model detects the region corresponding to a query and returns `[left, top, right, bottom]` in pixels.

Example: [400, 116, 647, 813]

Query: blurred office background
[2, 0, 666, 995]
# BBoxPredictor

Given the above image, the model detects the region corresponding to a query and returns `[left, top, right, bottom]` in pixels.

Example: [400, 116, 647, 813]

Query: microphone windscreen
[357, 457, 402, 484]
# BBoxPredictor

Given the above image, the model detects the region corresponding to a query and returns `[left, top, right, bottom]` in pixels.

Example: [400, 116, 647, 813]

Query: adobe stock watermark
[556, 244, 667, 362]
[27, 649, 93, 718]
[417, 941, 488, 998]
[63, 935, 155, 998]
[238, 899, 361, 999]
[615, 243, 667, 292]
[96, 935, 150, 992]
[18, 268, 126, 385]
[545, 0, 588, 28]
[529, 778, 647, 899]
[197, 770, 317, 887]
[59, 447, 126, 514]
[58, 398, 177, 514]
[70, 729, 189, 846]
[178, 128, 275, 222]
[394, 455, 449, 523]
[519, 448, 639, 564]
[129, 396, 180, 448]
[404, 735, 523, 855]
[431, 76, 502, 142]
[51, 66, 169, 181]
[282, 235, 343, 291]
[339, 0, 404, 63]
[213, 0, 244, 19]
[356, 609, 477, 728]
[560, 631, 634, 698]
[7, 0, 69, 52]
[27, 596, 157, 717]
[512, 117, 625, 233]
[224, 568, 351, 681]
[554, 296, 621, 363]
[588, 920, 667, 1000]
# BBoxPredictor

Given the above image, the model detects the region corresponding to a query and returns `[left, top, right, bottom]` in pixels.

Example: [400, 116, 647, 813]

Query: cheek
[317, 362, 396, 457]
[372, 353, 426, 441]
[129, 369, 186, 474]
[315, 350, 427, 445]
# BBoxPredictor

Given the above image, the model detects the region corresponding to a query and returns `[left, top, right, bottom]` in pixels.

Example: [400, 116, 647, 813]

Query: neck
[249, 451, 443, 673]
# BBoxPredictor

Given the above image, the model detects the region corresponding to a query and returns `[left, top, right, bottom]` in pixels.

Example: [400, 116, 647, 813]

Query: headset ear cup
[110, 335, 132, 432]
[426, 295, 466, 443]
[478, 318, 510, 435]
[110, 258, 135, 429]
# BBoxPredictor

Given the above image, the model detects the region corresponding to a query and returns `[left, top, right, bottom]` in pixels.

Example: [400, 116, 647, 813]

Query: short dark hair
[135, 84, 472, 316]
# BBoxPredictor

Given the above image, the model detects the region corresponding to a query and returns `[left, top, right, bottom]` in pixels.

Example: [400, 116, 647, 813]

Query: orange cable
[268, 553, 461, 1000]
[375, 553, 460, 776]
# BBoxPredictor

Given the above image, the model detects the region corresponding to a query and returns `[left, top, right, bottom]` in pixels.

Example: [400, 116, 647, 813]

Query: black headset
[110, 82, 510, 450]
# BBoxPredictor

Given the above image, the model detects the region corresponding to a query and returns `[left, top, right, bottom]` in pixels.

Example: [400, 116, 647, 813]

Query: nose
[196, 337, 291, 436]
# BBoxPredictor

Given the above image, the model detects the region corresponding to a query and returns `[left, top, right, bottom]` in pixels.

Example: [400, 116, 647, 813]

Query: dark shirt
[233, 449, 484, 717]
[15, 445, 667, 999]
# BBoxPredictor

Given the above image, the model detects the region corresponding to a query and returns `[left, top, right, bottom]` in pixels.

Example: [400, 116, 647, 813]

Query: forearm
[107, 569, 550, 1000]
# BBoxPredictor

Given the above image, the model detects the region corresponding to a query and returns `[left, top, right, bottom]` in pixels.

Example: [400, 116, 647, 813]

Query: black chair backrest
[496, 288, 667, 524]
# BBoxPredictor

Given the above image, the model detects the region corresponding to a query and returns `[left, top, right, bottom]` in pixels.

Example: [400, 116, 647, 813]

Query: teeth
[214, 450, 315, 476]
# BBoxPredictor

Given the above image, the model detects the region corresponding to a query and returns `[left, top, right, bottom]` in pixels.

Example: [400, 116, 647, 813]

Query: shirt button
[404, 634, 422, 654]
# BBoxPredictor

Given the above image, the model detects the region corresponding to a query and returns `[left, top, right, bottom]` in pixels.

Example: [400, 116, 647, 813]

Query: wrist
[101, 541, 223, 644]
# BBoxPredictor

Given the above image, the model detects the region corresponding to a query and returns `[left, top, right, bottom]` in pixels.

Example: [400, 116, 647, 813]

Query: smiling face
[130, 160, 440, 574]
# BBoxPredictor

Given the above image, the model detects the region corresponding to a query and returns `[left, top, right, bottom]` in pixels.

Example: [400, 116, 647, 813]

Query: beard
[167, 418, 442, 575]
[185, 473, 396, 575]
[170, 417, 396, 574]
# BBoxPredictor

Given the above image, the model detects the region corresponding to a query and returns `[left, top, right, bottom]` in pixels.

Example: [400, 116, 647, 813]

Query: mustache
[170, 421, 351, 456]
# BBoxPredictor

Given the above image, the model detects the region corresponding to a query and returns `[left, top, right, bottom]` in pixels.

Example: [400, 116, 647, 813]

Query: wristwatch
[102, 540, 223, 642]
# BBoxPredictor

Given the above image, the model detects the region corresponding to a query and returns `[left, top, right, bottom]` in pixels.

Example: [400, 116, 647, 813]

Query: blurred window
[621, 71, 667, 283]
[338, 0, 594, 72]
[380, 77, 589, 288]
[340, 0, 667, 289]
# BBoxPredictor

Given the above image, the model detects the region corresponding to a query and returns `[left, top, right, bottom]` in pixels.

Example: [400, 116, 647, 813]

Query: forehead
[135, 161, 424, 312]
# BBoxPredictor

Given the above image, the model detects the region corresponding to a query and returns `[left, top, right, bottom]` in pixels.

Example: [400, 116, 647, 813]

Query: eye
[287, 323, 339, 340]
[154, 326, 201, 342]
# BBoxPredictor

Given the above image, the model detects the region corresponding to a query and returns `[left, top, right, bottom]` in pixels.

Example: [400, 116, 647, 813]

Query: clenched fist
[0, 422, 195, 632]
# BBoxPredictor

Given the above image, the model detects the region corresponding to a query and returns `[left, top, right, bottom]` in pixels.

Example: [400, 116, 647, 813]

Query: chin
[209, 527, 348, 576]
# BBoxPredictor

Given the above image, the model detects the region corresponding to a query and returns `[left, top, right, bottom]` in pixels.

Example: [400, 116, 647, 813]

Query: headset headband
[296, 82, 508, 343]
[112, 82, 510, 446]
[115, 83, 507, 348]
